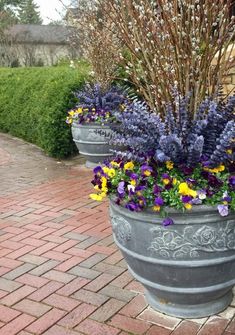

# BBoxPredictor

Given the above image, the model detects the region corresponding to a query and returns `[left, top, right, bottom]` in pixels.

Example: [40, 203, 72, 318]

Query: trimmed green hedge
[0, 65, 88, 158]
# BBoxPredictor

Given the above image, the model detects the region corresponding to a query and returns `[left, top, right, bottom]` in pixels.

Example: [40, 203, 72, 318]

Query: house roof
[6, 24, 74, 45]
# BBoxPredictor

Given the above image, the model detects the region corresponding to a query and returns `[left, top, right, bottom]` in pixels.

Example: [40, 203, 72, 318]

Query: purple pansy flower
[125, 201, 139, 211]
[138, 196, 147, 207]
[164, 182, 173, 190]
[136, 185, 145, 192]
[229, 176, 235, 189]
[191, 198, 202, 205]
[223, 196, 232, 203]
[153, 185, 163, 194]
[162, 173, 170, 179]
[93, 166, 103, 175]
[180, 165, 194, 175]
[186, 178, 197, 186]
[181, 195, 192, 203]
[202, 171, 223, 188]
[154, 197, 164, 206]
[217, 204, 229, 217]
[162, 217, 174, 226]
[141, 164, 153, 176]
[130, 173, 138, 180]
[117, 181, 125, 197]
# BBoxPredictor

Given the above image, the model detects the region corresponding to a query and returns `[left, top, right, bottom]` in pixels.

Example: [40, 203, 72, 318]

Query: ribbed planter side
[71, 122, 113, 165]
[109, 200, 235, 318]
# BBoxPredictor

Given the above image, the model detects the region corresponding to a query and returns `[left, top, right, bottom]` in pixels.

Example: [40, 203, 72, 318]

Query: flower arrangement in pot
[66, 83, 128, 166]
[89, 0, 235, 318]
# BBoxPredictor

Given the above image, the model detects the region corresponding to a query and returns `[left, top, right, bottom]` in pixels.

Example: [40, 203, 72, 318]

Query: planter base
[145, 289, 232, 319]
[85, 160, 101, 169]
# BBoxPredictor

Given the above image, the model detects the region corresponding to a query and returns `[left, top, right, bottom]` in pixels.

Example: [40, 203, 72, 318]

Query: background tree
[0, 0, 19, 29]
[0, 0, 20, 11]
[18, 0, 42, 24]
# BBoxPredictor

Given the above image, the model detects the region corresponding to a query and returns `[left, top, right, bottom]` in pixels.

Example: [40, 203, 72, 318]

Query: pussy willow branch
[99, 0, 235, 115]
[69, 1, 122, 89]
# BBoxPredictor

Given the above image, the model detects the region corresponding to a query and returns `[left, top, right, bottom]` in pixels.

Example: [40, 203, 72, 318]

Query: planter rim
[109, 196, 234, 220]
[72, 121, 113, 128]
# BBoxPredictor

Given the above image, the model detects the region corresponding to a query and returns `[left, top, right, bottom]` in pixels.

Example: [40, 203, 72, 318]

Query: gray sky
[34, 0, 71, 24]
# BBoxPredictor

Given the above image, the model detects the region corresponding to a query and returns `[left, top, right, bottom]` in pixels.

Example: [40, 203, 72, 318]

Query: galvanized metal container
[109, 199, 235, 318]
[71, 122, 113, 166]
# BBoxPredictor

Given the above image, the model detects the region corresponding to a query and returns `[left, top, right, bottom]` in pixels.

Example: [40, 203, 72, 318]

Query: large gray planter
[110, 199, 235, 318]
[71, 122, 113, 166]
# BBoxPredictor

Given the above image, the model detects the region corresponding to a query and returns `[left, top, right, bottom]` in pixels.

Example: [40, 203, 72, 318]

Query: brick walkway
[0, 133, 235, 335]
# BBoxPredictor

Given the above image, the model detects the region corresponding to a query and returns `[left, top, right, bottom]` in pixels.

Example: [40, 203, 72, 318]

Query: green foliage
[18, 0, 42, 24]
[0, 65, 89, 158]
[0, 0, 20, 11]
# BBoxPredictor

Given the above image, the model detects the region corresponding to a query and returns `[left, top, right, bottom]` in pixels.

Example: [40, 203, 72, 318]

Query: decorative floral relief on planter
[86, 129, 105, 141]
[111, 215, 132, 244]
[149, 221, 235, 259]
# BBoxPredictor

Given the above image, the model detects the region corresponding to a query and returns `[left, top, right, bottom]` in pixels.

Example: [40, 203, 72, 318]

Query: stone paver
[1, 132, 235, 334]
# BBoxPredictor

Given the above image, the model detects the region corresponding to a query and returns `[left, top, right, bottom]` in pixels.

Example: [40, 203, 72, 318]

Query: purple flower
[93, 166, 103, 174]
[223, 196, 232, 203]
[138, 196, 147, 207]
[130, 173, 138, 180]
[180, 166, 193, 175]
[217, 204, 229, 217]
[191, 198, 202, 205]
[229, 176, 235, 189]
[162, 173, 170, 179]
[117, 181, 125, 197]
[136, 185, 145, 192]
[202, 171, 223, 188]
[154, 197, 164, 206]
[125, 201, 139, 211]
[162, 217, 174, 226]
[228, 163, 235, 173]
[164, 183, 173, 190]
[206, 189, 214, 197]
[186, 178, 197, 186]
[153, 185, 163, 194]
[141, 164, 153, 176]
[181, 195, 192, 203]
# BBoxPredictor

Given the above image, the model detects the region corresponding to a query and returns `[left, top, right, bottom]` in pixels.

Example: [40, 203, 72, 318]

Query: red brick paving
[1, 133, 235, 334]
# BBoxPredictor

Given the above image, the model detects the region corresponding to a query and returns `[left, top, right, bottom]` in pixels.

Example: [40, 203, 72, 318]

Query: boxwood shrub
[0, 64, 88, 158]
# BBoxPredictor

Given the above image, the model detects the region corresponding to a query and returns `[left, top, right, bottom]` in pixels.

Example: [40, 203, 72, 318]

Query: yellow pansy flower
[227, 149, 232, 155]
[184, 203, 192, 210]
[103, 167, 116, 178]
[130, 179, 136, 186]
[162, 178, 170, 185]
[173, 178, 178, 185]
[124, 162, 134, 171]
[101, 177, 108, 192]
[204, 164, 225, 174]
[166, 161, 174, 170]
[66, 117, 72, 124]
[110, 161, 120, 167]
[153, 205, 161, 211]
[178, 182, 197, 198]
[76, 107, 83, 114]
[89, 192, 106, 201]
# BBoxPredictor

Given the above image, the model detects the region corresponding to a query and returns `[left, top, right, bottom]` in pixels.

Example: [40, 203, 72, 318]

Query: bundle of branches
[99, 0, 235, 115]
